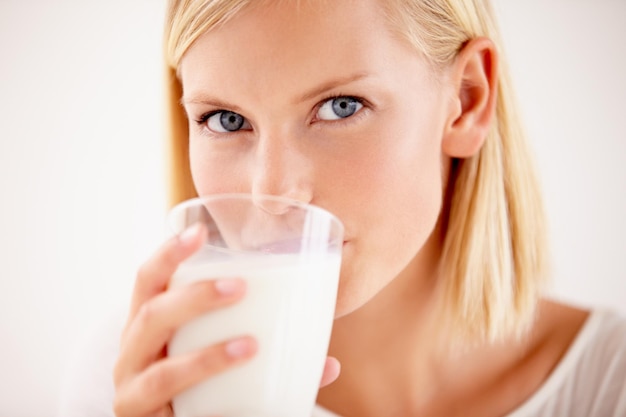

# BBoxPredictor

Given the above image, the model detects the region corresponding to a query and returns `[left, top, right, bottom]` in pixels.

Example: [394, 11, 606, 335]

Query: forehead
[178, 0, 426, 99]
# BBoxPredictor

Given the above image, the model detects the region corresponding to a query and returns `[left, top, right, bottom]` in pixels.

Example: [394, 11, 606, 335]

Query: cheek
[189, 141, 250, 196]
[333, 119, 444, 213]
[329, 120, 445, 316]
[353, 133, 443, 247]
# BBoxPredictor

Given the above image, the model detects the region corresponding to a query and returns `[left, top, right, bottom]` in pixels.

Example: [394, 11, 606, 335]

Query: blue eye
[317, 97, 363, 120]
[205, 111, 250, 132]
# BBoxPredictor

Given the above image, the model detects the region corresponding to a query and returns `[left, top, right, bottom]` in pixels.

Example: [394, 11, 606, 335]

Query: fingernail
[214, 279, 244, 296]
[225, 337, 254, 359]
[179, 223, 202, 246]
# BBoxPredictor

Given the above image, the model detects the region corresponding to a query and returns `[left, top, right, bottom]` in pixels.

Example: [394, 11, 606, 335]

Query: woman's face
[179, 0, 456, 317]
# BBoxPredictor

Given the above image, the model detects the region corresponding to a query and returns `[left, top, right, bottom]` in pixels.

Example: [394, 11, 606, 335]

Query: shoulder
[578, 310, 626, 387]
[588, 309, 626, 352]
[567, 309, 626, 415]
[556, 306, 626, 372]
[511, 308, 626, 417]
[57, 310, 125, 417]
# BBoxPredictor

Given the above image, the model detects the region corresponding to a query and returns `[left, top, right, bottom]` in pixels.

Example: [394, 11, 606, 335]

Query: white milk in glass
[168, 251, 341, 417]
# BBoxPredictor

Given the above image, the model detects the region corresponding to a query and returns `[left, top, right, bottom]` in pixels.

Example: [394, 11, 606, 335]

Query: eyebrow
[180, 95, 244, 114]
[180, 72, 372, 110]
[297, 72, 371, 102]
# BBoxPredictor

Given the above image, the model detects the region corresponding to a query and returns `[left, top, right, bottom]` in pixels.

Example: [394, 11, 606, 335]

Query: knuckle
[197, 346, 229, 374]
[178, 282, 213, 313]
[143, 366, 169, 397]
[195, 281, 218, 302]
[137, 301, 157, 327]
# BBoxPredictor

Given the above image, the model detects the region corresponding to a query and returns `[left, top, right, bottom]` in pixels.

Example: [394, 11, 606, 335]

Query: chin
[332, 272, 379, 319]
[333, 298, 363, 319]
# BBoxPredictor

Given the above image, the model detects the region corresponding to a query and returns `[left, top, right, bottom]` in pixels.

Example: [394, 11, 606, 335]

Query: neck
[316, 223, 542, 417]
[318, 226, 446, 416]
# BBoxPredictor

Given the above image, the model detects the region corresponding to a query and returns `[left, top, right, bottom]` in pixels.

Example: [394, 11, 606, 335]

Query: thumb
[319, 356, 341, 388]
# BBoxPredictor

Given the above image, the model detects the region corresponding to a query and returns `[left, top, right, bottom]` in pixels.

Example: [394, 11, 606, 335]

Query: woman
[61, 0, 626, 416]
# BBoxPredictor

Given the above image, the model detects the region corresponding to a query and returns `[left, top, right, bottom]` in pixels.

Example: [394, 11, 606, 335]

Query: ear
[442, 37, 499, 158]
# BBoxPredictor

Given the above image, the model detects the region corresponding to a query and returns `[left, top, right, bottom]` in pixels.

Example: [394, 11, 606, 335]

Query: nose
[251, 134, 313, 213]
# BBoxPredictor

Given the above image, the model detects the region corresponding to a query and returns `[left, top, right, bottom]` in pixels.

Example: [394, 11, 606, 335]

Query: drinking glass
[167, 193, 344, 417]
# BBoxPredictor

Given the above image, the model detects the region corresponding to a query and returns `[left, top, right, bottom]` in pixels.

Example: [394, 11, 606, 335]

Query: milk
[168, 252, 341, 417]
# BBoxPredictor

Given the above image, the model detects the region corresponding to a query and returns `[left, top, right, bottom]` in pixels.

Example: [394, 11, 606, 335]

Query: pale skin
[113, 1, 589, 416]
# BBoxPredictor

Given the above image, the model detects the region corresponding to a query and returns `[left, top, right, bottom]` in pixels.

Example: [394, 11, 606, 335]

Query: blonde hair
[163, 0, 548, 343]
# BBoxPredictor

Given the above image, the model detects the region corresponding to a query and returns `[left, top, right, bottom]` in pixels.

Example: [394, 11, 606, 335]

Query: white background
[0, 1, 624, 416]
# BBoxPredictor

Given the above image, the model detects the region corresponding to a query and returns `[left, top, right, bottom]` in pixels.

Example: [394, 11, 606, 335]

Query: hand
[321, 356, 341, 387]
[112, 224, 341, 417]
[113, 224, 257, 417]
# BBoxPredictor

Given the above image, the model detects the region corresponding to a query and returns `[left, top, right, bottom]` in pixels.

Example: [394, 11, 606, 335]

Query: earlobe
[442, 37, 499, 158]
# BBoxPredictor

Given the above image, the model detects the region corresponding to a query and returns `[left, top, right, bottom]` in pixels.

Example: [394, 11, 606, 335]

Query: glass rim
[167, 192, 345, 238]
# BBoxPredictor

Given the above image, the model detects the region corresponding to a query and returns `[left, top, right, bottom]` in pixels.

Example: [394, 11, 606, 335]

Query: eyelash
[314, 94, 367, 119]
[193, 95, 369, 128]
[195, 111, 219, 126]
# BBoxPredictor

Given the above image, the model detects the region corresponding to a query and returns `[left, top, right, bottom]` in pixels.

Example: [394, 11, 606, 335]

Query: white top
[58, 309, 626, 417]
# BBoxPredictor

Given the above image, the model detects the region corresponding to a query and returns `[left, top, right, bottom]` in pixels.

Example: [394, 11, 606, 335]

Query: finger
[147, 403, 174, 417]
[129, 223, 206, 322]
[116, 278, 246, 379]
[114, 336, 257, 417]
[319, 356, 341, 388]
[142, 405, 174, 417]
[133, 399, 174, 417]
